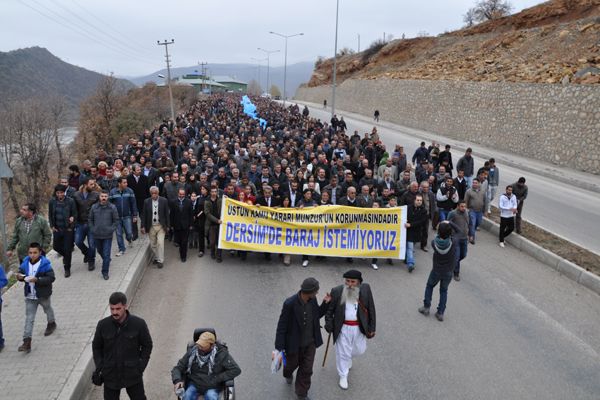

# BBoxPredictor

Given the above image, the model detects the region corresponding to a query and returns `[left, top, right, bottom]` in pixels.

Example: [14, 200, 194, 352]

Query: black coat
[325, 284, 376, 343]
[275, 292, 328, 354]
[141, 196, 170, 232]
[127, 174, 149, 215]
[170, 197, 193, 230]
[171, 343, 241, 392]
[256, 196, 281, 207]
[406, 204, 429, 243]
[92, 312, 153, 390]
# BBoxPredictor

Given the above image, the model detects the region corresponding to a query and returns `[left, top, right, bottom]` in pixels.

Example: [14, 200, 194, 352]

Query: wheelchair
[178, 328, 236, 400]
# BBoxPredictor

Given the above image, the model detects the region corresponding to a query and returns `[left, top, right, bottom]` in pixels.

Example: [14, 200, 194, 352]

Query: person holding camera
[436, 176, 459, 222]
[92, 292, 153, 400]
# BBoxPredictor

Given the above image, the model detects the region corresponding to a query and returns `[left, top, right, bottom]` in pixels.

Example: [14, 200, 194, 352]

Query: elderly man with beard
[325, 270, 376, 390]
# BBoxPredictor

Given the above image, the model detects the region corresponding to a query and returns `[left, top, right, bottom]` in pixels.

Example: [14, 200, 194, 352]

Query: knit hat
[343, 269, 362, 282]
[196, 331, 216, 347]
[300, 277, 320, 293]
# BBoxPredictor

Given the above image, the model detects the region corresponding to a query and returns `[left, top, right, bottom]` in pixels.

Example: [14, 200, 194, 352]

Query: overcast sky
[3, 0, 543, 77]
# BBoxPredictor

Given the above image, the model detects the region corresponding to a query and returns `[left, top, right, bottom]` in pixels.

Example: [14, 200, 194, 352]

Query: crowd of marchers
[0, 93, 529, 400]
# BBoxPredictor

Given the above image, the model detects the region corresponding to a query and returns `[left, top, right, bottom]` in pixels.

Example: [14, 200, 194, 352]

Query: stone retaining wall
[295, 79, 600, 174]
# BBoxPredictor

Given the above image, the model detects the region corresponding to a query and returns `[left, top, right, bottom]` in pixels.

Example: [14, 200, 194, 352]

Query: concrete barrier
[480, 218, 600, 295]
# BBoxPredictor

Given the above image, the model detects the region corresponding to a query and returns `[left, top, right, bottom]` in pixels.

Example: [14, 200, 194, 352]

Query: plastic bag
[271, 350, 286, 374]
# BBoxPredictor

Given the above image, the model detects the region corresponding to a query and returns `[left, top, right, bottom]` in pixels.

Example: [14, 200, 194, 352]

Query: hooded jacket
[431, 236, 458, 274]
[18, 256, 55, 299]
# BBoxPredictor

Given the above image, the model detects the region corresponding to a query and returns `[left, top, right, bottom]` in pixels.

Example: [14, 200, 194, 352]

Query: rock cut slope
[307, 0, 600, 86]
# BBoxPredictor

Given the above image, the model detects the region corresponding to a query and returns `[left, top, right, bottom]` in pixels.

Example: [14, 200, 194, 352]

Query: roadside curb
[479, 218, 600, 296]
[291, 100, 600, 194]
[57, 241, 152, 400]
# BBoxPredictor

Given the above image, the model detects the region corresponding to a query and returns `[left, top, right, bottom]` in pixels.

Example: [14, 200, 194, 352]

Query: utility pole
[251, 57, 267, 93]
[157, 39, 175, 122]
[358, 34, 360, 52]
[198, 61, 207, 93]
[258, 48, 280, 96]
[270, 31, 304, 106]
[332, 0, 340, 119]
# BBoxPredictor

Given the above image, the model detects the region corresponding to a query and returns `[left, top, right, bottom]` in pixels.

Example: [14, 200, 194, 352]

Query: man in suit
[256, 185, 280, 261]
[170, 189, 193, 262]
[204, 187, 223, 263]
[325, 270, 376, 390]
[127, 164, 149, 241]
[141, 186, 169, 268]
[275, 278, 331, 400]
[256, 185, 281, 208]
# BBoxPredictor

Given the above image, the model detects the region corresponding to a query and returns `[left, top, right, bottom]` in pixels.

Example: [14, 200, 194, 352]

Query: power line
[50, 0, 157, 60]
[17, 0, 160, 67]
[68, 0, 157, 56]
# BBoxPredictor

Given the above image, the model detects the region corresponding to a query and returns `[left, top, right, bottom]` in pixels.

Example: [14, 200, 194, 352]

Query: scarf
[434, 236, 452, 255]
[187, 345, 217, 376]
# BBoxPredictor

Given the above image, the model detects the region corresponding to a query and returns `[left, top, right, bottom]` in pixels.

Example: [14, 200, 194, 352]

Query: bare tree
[269, 85, 282, 98]
[464, 8, 477, 27]
[468, 0, 513, 24]
[247, 79, 261, 96]
[48, 97, 67, 177]
[0, 99, 59, 210]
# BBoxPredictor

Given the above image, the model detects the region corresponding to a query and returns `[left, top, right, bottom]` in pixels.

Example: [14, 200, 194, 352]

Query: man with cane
[275, 278, 331, 400]
[325, 270, 376, 390]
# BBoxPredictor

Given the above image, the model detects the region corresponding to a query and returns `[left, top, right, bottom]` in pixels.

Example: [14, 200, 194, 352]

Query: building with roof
[212, 76, 248, 93]
[173, 74, 228, 93]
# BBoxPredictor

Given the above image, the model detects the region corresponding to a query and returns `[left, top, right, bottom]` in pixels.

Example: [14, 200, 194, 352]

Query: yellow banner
[218, 198, 406, 258]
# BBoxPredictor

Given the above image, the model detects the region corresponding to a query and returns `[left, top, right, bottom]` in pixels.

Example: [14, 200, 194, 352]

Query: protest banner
[218, 197, 407, 259]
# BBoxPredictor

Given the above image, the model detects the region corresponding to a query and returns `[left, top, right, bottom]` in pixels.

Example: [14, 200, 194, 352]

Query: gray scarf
[187, 345, 217, 375]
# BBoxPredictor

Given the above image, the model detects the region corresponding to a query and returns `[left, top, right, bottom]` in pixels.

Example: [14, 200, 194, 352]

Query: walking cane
[322, 332, 332, 367]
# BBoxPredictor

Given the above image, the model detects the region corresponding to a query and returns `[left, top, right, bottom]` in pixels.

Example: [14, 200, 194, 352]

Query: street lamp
[269, 31, 304, 107]
[257, 48, 280, 97]
[250, 57, 268, 93]
[332, 0, 340, 119]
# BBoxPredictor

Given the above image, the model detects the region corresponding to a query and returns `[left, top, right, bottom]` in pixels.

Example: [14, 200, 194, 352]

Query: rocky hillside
[0, 47, 133, 120]
[307, 0, 600, 86]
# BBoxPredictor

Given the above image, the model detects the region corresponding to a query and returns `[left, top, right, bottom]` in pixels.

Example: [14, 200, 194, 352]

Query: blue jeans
[75, 223, 95, 262]
[183, 384, 219, 400]
[439, 209, 451, 222]
[468, 210, 483, 238]
[465, 176, 473, 188]
[406, 241, 415, 267]
[0, 302, 4, 347]
[424, 270, 453, 314]
[94, 238, 112, 274]
[116, 217, 133, 252]
[454, 238, 468, 275]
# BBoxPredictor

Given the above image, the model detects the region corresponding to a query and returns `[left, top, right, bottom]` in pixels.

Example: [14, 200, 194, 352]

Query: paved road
[87, 228, 600, 400]
[294, 102, 600, 255]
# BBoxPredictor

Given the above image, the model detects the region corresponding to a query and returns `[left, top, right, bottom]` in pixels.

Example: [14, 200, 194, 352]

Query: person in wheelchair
[171, 331, 241, 400]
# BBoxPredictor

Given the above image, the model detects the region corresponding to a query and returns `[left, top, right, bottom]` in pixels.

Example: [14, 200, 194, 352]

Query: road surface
[87, 228, 600, 400]
[296, 102, 600, 255]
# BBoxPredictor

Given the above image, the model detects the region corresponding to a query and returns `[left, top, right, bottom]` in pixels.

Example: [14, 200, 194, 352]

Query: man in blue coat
[275, 278, 331, 400]
[15, 242, 57, 353]
[0, 264, 7, 351]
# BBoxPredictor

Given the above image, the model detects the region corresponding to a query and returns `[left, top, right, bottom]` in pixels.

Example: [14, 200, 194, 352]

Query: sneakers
[469, 236, 475, 245]
[435, 312, 444, 322]
[418, 306, 430, 316]
[115, 251, 125, 257]
[44, 322, 57, 336]
[198, 251, 204, 258]
[302, 260, 309, 268]
[64, 269, 71, 278]
[339, 376, 348, 390]
[408, 265, 415, 273]
[157, 262, 164, 269]
[371, 263, 379, 270]
[453, 274, 461, 282]
[102, 273, 109, 280]
[88, 262, 96, 271]
[420, 247, 429, 252]
[499, 242, 505, 248]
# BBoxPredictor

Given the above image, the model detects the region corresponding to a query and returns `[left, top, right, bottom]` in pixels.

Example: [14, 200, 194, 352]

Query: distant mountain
[0, 47, 134, 121]
[126, 62, 314, 98]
